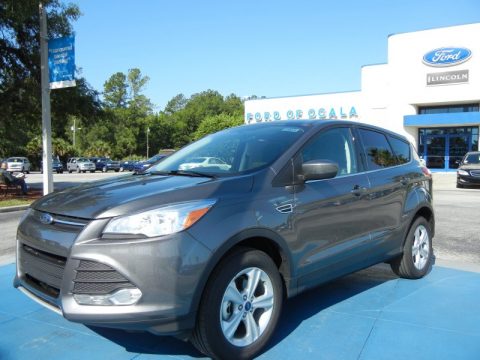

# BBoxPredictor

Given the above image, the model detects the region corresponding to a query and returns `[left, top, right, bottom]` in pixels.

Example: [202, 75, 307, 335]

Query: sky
[72, 0, 480, 111]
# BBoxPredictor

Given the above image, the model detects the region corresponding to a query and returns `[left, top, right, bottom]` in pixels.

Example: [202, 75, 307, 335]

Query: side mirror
[302, 160, 338, 181]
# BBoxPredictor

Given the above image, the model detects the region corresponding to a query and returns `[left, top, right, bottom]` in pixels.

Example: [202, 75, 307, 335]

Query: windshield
[7, 157, 23, 162]
[77, 158, 89, 162]
[148, 124, 306, 176]
[146, 154, 165, 164]
[463, 153, 480, 164]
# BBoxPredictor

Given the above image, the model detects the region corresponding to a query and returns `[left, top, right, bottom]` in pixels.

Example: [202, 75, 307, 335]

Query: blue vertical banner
[48, 36, 76, 89]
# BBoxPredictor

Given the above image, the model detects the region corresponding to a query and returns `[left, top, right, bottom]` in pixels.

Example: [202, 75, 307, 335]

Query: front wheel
[391, 217, 433, 279]
[191, 248, 283, 360]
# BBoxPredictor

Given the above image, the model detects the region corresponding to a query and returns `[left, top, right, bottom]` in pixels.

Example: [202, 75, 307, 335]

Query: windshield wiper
[149, 170, 216, 178]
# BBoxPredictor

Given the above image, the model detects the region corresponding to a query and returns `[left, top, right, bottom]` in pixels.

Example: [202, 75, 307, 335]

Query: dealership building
[244, 23, 480, 171]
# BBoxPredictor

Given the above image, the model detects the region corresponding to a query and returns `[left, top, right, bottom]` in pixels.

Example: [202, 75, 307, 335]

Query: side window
[388, 136, 411, 164]
[358, 129, 396, 170]
[301, 127, 358, 176]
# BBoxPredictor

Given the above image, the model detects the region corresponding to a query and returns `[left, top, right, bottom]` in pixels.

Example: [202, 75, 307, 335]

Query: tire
[68, 169, 72, 173]
[456, 183, 463, 188]
[82, 170, 86, 173]
[191, 248, 283, 360]
[115, 169, 120, 172]
[391, 217, 433, 279]
[90, 170, 95, 173]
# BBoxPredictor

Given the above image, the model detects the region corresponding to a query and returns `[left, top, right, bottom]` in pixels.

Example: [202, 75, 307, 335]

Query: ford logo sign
[39, 213, 54, 225]
[423, 47, 472, 67]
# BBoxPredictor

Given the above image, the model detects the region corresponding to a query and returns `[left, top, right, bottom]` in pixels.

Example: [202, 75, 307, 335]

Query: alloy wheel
[412, 224, 430, 270]
[219, 267, 274, 347]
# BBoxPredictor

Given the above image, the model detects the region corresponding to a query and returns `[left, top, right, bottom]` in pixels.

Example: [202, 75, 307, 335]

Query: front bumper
[457, 174, 480, 186]
[79, 165, 95, 171]
[14, 209, 212, 334]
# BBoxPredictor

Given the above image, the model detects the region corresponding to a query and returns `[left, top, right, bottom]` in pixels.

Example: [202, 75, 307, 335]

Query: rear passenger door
[356, 127, 412, 259]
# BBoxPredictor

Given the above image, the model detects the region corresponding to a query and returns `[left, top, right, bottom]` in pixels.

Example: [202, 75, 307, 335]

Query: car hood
[32, 173, 254, 219]
[459, 164, 480, 170]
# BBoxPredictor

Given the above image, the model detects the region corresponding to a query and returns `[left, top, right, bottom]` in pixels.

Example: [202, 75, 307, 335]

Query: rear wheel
[191, 248, 283, 360]
[391, 217, 433, 279]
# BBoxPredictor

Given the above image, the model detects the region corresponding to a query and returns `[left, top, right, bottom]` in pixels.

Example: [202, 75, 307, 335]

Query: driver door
[291, 126, 372, 290]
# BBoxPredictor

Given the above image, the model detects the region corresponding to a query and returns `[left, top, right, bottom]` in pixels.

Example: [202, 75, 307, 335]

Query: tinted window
[302, 127, 358, 176]
[388, 136, 411, 164]
[463, 153, 480, 164]
[358, 129, 396, 170]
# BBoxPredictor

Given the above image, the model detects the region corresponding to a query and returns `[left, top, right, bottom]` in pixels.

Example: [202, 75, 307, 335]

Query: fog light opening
[74, 288, 142, 306]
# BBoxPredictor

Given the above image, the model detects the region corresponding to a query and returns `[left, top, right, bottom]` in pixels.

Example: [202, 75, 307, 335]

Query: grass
[0, 189, 42, 208]
[0, 198, 33, 208]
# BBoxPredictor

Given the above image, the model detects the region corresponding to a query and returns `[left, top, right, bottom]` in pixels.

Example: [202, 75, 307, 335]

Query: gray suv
[14, 121, 434, 359]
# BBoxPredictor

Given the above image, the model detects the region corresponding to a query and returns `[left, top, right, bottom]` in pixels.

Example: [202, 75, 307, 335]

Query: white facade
[245, 23, 480, 170]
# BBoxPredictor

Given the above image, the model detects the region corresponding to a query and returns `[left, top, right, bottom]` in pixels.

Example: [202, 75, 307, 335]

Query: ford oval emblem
[39, 213, 54, 225]
[423, 47, 472, 67]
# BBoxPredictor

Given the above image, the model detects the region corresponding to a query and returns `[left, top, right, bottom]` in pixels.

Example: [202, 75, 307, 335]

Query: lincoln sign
[426, 70, 469, 86]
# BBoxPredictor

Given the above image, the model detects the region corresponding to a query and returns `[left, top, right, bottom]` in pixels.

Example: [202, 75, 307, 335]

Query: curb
[0, 205, 30, 213]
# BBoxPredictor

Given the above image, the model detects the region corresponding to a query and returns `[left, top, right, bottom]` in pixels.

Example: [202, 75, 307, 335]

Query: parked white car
[6, 157, 31, 173]
[67, 157, 96, 173]
[179, 157, 231, 171]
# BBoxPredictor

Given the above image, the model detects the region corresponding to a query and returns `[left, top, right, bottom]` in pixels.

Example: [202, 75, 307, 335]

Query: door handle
[351, 185, 367, 196]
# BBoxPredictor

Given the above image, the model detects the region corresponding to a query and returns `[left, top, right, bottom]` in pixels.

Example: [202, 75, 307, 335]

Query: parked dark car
[456, 151, 480, 187]
[40, 157, 64, 174]
[14, 121, 434, 360]
[133, 153, 168, 172]
[120, 159, 138, 172]
[89, 157, 121, 172]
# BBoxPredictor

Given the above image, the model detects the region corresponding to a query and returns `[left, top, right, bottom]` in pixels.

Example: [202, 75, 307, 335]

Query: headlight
[103, 199, 216, 237]
[457, 169, 469, 176]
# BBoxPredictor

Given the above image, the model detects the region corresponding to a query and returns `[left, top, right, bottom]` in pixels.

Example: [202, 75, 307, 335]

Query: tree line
[0, 0, 245, 166]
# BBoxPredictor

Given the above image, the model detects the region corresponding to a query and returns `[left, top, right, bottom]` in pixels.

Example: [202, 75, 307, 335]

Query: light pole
[71, 117, 81, 147]
[146, 127, 150, 158]
[39, 1, 53, 195]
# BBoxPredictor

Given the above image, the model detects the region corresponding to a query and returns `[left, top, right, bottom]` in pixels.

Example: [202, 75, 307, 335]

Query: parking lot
[0, 172, 479, 359]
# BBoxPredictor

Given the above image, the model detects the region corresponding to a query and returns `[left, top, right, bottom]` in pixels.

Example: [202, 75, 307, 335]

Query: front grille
[470, 170, 480, 177]
[73, 260, 135, 295]
[20, 245, 67, 298]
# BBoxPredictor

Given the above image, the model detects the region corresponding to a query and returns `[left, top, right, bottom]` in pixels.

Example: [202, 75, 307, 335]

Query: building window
[418, 104, 479, 114]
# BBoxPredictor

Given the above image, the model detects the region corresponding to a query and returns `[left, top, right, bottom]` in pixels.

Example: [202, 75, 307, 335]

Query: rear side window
[388, 136, 411, 164]
[358, 129, 396, 170]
